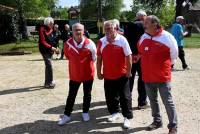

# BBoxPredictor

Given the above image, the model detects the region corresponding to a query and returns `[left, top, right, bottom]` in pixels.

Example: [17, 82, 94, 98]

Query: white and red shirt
[64, 37, 97, 82]
[138, 29, 178, 83]
[97, 33, 132, 80]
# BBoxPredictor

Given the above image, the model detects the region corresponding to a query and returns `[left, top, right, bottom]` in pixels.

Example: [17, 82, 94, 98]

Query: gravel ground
[0, 48, 200, 134]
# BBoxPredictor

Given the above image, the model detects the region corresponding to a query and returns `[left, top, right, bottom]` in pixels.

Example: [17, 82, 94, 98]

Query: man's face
[73, 25, 84, 40]
[104, 23, 116, 39]
[144, 17, 155, 33]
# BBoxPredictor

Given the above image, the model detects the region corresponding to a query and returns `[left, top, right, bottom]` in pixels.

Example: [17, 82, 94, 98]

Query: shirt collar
[73, 37, 85, 48]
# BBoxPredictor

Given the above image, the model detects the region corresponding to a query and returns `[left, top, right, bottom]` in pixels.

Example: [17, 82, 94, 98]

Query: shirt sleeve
[39, 27, 52, 48]
[88, 39, 97, 61]
[168, 33, 179, 64]
[122, 37, 132, 56]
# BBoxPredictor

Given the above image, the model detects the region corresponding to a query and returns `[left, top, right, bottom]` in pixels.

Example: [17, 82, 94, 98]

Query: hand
[55, 48, 60, 54]
[97, 73, 104, 80]
[132, 55, 140, 63]
[126, 71, 132, 78]
[51, 47, 57, 52]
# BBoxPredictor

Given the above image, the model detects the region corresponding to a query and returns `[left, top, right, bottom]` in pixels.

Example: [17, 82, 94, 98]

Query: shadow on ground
[0, 86, 45, 96]
[0, 101, 147, 134]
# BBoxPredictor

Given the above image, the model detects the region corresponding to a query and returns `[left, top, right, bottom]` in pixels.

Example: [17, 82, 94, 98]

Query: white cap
[176, 16, 184, 22]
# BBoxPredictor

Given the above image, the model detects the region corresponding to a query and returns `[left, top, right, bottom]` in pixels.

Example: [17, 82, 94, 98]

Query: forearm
[97, 56, 102, 75]
[126, 55, 132, 74]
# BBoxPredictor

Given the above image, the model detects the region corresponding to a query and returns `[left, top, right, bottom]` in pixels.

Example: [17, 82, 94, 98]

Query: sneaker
[183, 66, 191, 70]
[146, 121, 163, 131]
[58, 115, 71, 126]
[108, 113, 120, 122]
[138, 104, 149, 110]
[82, 113, 90, 122]
[168, 128, 177, 134]
[123, 118, 131, 129]
[44, 83, 55, 89]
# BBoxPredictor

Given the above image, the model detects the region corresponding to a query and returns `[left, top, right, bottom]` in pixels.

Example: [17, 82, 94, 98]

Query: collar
[146, 27, 163, 37]
[73, 37, 85, 48]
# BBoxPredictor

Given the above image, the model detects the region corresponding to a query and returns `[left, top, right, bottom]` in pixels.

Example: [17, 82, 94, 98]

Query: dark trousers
[64, 80, 93, 116]
[178, 46, 188, 69]
[41, 53, 53, 85]
[129, 61, 147, 106]
[104, 76, 133, 119]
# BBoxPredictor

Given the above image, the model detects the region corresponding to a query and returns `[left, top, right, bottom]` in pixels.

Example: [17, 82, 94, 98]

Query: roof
[189, 0, 200, 11]
[0, 4, 17, 11]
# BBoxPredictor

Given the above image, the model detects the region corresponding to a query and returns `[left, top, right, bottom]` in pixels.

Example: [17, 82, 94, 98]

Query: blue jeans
[145, 82, 178, 129]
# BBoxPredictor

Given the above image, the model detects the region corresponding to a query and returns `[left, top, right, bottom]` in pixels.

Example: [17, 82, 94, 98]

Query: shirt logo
[144, 47, 149, 51]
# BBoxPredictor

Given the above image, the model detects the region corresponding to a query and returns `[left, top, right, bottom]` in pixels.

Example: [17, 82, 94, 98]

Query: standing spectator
[171, 16, 190, 70]
[58, 23, 96, 125]
[60, 24, 71, 60]
[52, 24, 61, 59]
[124, 10, 148, 109]
[138, 15, 178, 134]
[97, 20, 133, 129]
[113, 19, 124, 35]
[38, 17, 59, 89]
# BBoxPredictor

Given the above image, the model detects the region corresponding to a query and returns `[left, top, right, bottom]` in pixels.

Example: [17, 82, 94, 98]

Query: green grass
[0, 38, 39, 54]
[0, 33, 199, 54]
[185, 33, 200, 48]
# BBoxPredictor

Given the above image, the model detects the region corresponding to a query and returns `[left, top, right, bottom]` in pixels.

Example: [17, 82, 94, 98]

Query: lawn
[0, 33, 199, 54]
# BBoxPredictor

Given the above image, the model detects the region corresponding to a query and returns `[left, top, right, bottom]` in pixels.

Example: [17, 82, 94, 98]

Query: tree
[80, 0, 123, 20]
[0, 0, 58, 39]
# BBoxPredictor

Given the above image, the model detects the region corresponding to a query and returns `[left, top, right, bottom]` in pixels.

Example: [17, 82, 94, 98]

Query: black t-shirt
[124, 20, 145, 54]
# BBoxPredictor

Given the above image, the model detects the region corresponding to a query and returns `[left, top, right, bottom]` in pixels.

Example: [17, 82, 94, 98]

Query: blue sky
[57, 0, 132, 10]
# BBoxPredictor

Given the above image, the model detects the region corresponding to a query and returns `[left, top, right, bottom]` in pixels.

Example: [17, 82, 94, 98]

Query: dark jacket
[124, 20, 145, 55]
[61, 29, 71, 43]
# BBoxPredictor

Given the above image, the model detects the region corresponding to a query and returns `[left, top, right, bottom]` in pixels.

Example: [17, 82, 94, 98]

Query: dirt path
[0, 48, 200, 134]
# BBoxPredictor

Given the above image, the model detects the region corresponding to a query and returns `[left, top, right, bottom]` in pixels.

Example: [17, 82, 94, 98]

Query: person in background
[171, 16, 191, 70]
[113, 19, 124, 35]
[52, 24, 61, 59]
[124, 10, 148, 109]
[97, 20, 133, 129]
[58, 23, 96, 125]
[38, 17, 59, 89]
[60, 24, 71, 60]
[138, 15, 178, 134]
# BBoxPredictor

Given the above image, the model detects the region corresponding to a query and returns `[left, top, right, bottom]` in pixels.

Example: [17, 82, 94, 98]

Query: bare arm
[126, 55, 132, 78]
[97, 56, 103, 80]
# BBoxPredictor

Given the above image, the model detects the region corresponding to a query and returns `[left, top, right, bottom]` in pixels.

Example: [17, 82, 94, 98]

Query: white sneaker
[123, 118, 131, 129]
[82, 113, 90, 122]
[58, 115, 71, 126]
[108, 113, 120, 122]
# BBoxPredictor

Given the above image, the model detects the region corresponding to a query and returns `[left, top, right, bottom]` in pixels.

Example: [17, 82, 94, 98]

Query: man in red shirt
[38, 17, 59, 89]
[138, 15, 178, 134]
[97, 20, 133, 129]
[58, 23, 97, 125]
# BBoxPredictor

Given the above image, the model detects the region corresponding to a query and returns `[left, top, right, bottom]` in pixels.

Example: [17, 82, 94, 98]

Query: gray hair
[104, 20, 117, 28]
[44, 17, 54, 26]
[72, 23, 84, 31]
[136, 10, 147, 18]
[147, 15, 161, 29]
[113, 19, 120, 28]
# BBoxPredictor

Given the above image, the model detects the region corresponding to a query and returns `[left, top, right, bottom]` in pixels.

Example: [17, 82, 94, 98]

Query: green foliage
[80, 0, 123, 20]
[126, 0, 175, 28]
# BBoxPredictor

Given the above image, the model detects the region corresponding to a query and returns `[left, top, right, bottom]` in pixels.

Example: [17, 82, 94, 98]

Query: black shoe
[138, 104, 149, 110]
[168, 128, 177, 134]
[146, 121, 163, 131]
[44, 83, 55, 89]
